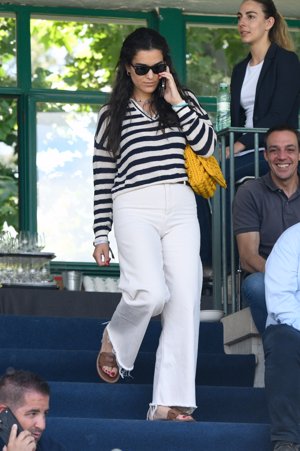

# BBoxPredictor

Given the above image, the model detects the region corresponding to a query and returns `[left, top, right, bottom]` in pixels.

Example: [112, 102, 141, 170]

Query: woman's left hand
[93, 243, 110, 267]
[159, 66, 183, 106]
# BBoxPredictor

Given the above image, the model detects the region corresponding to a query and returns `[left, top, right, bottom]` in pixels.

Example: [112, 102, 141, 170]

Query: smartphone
[160, 78, 166, 97]
[0, 407, 23, 445]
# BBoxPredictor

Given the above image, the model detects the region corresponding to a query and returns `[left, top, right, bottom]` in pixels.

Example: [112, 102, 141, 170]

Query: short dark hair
[264, 124, 300, 150]
[0, 369, 50, 409]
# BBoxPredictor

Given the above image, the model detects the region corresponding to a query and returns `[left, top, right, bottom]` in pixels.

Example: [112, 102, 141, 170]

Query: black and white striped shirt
[93, 91, 216, 242]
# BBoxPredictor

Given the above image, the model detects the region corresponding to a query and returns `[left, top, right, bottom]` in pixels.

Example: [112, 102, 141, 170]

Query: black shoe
[274, 442, 300, 451]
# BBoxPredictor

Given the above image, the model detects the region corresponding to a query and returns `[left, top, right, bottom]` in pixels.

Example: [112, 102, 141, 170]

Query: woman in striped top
[93, 27, 216, 421]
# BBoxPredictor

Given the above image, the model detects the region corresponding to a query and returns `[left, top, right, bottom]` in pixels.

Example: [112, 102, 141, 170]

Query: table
[0, 287, 121, 318]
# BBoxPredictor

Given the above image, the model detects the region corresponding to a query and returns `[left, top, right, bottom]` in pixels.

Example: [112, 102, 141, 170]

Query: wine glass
[18, 231, 31, 252]
[34, 232, 45, 252]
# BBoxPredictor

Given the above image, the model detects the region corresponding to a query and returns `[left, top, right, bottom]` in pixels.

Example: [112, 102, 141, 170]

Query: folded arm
[236, 231, 266, 273]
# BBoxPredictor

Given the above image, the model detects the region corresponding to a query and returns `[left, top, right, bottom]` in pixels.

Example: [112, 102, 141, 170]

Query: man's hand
[3, 425, 36, 451]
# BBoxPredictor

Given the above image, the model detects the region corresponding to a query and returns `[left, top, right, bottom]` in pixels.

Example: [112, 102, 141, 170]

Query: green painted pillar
[16, 9, 37, 231]
[156, 8, 186, 84]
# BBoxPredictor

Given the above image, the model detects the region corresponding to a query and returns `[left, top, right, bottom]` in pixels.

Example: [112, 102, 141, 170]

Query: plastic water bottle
[216, 82, 231, 132]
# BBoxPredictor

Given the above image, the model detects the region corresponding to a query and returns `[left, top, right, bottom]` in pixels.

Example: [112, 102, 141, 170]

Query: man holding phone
[0, 369, 65, 451]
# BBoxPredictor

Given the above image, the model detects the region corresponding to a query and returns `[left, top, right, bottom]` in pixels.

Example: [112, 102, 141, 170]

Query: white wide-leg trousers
[107, 183, 202, 410]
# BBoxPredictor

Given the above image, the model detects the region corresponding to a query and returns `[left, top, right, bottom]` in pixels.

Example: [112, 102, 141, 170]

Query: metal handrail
[212, 127, 268, 315]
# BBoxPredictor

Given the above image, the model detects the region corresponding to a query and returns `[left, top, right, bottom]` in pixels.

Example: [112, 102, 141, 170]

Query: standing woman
[228, 0, 300, 176]
[93, 27, 216, 421]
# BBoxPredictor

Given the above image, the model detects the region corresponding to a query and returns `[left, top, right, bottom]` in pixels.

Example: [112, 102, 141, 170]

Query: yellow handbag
[184, 144, 227, 198]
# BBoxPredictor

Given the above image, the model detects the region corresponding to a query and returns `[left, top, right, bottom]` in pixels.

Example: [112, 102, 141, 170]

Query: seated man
[264, 222, 300, 451]
[0, 368, 65, 451]
[233, 125, 300, 333]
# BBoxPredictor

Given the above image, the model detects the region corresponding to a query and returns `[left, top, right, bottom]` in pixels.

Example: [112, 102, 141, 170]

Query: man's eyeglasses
[131, 62, 166, 76]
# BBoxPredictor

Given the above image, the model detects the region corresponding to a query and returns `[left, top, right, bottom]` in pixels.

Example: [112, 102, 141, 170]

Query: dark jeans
[241, 272, 267, 334]
[195, 194, 212, 267]
[225, 150, 269, 185]
[263, 324, 300, 445]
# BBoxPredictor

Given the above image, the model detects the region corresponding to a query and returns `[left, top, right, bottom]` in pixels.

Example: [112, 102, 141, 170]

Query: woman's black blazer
[230, 42, 300, 149]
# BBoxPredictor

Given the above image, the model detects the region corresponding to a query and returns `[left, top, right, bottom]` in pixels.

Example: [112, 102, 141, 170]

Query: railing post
[212, 127, 268, 316]
[212, 180, 222, 310]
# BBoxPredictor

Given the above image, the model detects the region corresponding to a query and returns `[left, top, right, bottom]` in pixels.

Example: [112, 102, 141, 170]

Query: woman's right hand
[158, 66, 183, 106]
[225, 141, 246, 158]
[3, 425, 36, 451]
[93, 243, 110, 267]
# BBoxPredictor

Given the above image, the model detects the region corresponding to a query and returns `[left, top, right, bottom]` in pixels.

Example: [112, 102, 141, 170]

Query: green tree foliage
[0, 98, 18, 231]
[31, 20, 137, 91]
[0, 16, 16, 86]
[0, 162, 18, 230]
[0, 16, 18, 231]
[186, 25, 248, 95]
[291, 29, 300, 55]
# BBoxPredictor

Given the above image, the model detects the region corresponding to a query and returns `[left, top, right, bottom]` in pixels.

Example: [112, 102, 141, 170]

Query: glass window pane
[187, 24, 300, 95]
[0, 97, 18, 231]
[187, 24, 300, 125]
[291, 29, 300, 58]
[0, 14, 17, 86]
[186, 24, 247, 97]
[31, 18, 145, 91]
[36, 102, 118, 263]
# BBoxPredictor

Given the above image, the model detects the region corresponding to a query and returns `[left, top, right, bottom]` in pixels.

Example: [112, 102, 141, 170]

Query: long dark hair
[101, 27, 190, 156]
[245, 0, 294, 50]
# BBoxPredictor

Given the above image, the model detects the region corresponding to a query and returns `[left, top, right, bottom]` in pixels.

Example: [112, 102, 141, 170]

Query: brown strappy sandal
[96, 328, 120, 383]
[166, 407, 195, 422]
[147, 405, 195, 422]
[96, 351, 120, 383]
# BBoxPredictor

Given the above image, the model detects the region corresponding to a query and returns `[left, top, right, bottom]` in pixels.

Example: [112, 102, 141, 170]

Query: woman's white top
[240, 60, 264, 128]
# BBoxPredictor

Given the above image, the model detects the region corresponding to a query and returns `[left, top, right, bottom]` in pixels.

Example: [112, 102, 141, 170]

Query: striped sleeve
[176, 90, 216, 157]
[93, 93, 217, 242]
[93, 106, 116, 242]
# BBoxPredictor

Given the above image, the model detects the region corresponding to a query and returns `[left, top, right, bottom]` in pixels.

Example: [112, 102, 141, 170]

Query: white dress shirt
[265, 222, 300, 331]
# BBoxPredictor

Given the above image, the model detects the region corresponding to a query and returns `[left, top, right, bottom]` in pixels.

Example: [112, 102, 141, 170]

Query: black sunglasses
[131, 62, 167, 76]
